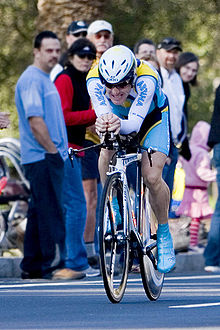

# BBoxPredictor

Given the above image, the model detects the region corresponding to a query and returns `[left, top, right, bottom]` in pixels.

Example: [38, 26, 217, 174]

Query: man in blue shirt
[15, 31, 69, 279]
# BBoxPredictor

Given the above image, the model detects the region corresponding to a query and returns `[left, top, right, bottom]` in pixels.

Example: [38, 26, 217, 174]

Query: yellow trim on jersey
[161, 106, 168, 113]
[136, 60, 158, 80]
[87, 64, 99, 81]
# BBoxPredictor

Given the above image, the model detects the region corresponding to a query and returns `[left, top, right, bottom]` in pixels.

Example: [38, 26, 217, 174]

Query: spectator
[156, 37, 185, 208]
[87, 20, 113, 60]
[82, 20, 114, 266]
[0, 113, 10, 129]
[50, 20, 88, 81]
[133, 38, 156, 60]
[176, 121, 216, 252]
[15, 31, 68, 280]
[204, 84, 220, 272]
[53, 38, 100, 280]
[176, 52, 200, 160]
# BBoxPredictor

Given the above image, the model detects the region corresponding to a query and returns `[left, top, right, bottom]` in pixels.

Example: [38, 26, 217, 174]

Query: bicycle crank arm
[142, 243, 158, 270]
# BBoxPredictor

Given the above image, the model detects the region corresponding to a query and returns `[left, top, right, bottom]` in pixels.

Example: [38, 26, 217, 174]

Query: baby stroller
[0, 138, 30, 255]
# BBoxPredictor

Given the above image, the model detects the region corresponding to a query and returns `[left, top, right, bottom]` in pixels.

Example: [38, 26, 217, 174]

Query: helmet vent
[104, 69, 110, 77]
[121, 59, 126, 65]
[116, 70, 121, 76]
[112, 60, 115, 69]
[123, 63, 128, 73]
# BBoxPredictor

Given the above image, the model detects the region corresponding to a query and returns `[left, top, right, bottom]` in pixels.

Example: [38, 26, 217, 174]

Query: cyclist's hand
[107, 113, 121, 135]
[95, 114, 109, 134]
[96, 113, 121, 135]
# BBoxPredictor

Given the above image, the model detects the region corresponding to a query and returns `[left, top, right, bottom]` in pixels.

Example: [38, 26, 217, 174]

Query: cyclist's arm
[87, 78, 112, 117]
[120, 76, 156, 134]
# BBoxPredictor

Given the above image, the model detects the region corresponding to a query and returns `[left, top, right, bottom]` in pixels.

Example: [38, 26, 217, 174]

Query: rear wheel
[139, 189, 164, 300]
[99, 173, 130, 303]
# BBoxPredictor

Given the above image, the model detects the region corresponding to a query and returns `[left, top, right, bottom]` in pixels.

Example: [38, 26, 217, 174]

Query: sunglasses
[105, 79, 132, 89]
[72, 31, 87, 38]
[95, 32, 111, 40]
[77, 53, 96, 60]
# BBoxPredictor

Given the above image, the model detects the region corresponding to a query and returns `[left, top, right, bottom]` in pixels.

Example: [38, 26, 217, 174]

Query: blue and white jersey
[87, 59, 167, 135]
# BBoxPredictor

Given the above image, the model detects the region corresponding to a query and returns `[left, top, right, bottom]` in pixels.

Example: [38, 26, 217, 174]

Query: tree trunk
[37, 0, 106, 48]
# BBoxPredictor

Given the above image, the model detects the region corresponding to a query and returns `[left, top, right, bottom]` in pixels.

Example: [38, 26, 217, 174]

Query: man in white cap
[82, 20, 114, 267]
[87, 20, 113, 60]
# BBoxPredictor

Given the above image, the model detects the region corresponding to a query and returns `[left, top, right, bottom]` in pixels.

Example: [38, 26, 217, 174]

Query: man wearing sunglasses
[87, 20, 113, 60]
[50, 20, 88, 81]
[87, 45, 176, 274]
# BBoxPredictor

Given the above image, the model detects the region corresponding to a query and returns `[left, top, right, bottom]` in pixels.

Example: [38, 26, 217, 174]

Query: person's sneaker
[157, 223, 176, 273]
[83, 266, 100, 277]
[52, 268, 85, 280]
[204, 266, 220, 273]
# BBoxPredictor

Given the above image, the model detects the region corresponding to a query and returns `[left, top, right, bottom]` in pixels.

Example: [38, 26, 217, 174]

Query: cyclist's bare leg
[98, 148, 115, 185]
[141, 151, 175, 273]
[141, 151, 169, 224]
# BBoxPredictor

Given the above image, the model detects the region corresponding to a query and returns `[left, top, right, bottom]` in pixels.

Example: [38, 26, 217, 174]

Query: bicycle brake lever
[68, 148, 75, 168]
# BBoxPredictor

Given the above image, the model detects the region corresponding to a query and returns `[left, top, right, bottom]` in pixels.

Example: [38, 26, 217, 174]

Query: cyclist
[87, 45, 176, 273]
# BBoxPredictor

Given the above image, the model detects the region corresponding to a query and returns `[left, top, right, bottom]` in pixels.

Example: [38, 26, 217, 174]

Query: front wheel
[139, 189, 164, 300]
[99, 173, 130, 303]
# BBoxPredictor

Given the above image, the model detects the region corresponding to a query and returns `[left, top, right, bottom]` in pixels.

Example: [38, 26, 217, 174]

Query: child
[176, 121, 216, 252]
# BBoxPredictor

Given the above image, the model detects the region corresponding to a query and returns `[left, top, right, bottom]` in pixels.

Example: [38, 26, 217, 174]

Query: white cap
[87, 20, 113, 35]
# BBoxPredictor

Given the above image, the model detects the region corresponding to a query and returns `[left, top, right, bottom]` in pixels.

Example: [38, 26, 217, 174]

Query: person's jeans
[21, 153, 66, 277]
[63, 157, 88, 271]
[162, 142, 178, 210]
[204, 143, 220, 266]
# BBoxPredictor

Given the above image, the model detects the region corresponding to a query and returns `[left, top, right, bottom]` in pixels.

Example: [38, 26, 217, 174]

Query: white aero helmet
[99, 45, 136, 85]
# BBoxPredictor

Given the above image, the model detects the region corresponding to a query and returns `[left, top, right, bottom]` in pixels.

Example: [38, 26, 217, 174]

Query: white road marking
[169, 302, 220, 308]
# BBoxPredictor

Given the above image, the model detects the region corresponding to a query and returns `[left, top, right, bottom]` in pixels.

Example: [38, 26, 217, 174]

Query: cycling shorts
[140, 107, 170, 156]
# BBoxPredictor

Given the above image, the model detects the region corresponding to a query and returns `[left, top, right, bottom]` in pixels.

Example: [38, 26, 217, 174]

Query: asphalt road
[0, 272, 219, 329]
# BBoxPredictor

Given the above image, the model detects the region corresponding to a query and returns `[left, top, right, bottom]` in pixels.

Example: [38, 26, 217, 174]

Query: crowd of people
[7, 18, 220, 280]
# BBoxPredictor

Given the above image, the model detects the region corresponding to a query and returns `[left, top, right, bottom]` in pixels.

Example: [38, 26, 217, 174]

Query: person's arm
[87, 78, 112, 117]
[28, 116, 57, 153]
[196, 154, 217, 182]
[120, 76, 156, 134]
[55, 74, 96, 126]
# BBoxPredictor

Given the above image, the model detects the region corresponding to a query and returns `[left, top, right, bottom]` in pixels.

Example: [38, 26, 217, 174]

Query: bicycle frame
[107, 150, 157, 268]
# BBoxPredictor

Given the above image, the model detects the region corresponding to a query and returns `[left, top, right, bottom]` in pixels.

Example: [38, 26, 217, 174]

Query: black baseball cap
[68, 38, 96, 58]
[157, 37, 182, 51]
[67, 20, 88, 35]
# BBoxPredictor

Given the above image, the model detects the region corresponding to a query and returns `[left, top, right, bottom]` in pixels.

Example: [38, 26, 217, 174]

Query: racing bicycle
[69, 133, 164, 303]
[97, 133, 164, 303]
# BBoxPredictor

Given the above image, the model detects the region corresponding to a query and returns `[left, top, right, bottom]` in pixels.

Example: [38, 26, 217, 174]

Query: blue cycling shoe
[157, 223, 176, 273]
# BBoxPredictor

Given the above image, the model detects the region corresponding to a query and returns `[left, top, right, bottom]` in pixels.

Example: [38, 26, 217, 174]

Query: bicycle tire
[99, 173, 130, 303]
[139, 189, 164, 301]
